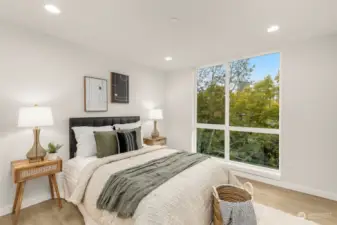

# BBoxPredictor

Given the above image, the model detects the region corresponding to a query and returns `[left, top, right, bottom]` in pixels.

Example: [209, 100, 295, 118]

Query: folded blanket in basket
[220, 200, 257, 225]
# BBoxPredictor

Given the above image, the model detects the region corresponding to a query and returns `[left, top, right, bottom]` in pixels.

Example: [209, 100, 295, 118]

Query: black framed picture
[111, 72, 129, 104]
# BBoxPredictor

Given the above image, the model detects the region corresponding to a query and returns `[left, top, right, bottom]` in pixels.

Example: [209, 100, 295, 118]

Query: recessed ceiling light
[44, 4, 61, 14]
[165, 56, 173, 61]
[267, 25, 279, 33]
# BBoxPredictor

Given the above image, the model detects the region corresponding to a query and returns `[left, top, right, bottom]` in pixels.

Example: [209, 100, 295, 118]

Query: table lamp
[149, 109, 163, 138]
[18, 105, 54, 162]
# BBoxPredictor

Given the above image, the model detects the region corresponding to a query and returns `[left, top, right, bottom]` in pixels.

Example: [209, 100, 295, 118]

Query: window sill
[212, 158, 281, 180]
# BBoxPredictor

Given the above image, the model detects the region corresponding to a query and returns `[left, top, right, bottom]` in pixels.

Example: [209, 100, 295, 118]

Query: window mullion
[196, 123, 225, 130]
[229, 126, 280, 134]
[193, 69, 197, 153]
[224, 62, 230, 161]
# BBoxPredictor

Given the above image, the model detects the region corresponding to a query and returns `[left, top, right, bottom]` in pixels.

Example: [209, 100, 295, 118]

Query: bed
[64, 116, 241, 225]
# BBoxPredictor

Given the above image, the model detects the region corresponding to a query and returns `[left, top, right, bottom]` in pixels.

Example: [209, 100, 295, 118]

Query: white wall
[165, 35, 337, 201]
[0, 23, 166, 215]
[280, 35, 337, 198]
[165, 69, 195, 151]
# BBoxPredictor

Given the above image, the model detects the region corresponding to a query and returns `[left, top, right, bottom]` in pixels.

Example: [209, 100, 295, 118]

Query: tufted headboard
[69, 116, 140, 159]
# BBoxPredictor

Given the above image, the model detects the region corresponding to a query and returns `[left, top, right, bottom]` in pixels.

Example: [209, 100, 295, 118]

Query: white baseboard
[0, 191, 65, 217]
[233, 170, 337, 202]
[0, 193, 49, 216]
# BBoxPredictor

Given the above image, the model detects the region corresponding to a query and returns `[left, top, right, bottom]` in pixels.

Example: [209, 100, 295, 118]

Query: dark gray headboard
[69, 116, 140, 159]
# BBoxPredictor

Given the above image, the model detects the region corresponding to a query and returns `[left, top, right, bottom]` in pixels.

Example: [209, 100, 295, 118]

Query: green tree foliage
[230, 132, 279, 169]
[197, 129, 224, 158]
[197, 59, 280, 169]
[230, 74, 279, 129]
[197, 65, 225, 124]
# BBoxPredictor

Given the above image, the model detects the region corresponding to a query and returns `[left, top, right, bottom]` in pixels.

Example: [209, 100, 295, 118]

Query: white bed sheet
[63, 156, 98, 200]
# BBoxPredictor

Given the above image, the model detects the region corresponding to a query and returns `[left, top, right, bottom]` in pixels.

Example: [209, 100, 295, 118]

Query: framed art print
[84, 76, 108, 112]
[111, 72, 129, 104]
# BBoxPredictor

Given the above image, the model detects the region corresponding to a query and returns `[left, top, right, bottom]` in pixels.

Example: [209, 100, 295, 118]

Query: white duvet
[69, 146, 240, 225]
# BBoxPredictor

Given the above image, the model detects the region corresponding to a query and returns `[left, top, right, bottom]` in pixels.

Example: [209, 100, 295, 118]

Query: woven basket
[213, 182, 254, 225]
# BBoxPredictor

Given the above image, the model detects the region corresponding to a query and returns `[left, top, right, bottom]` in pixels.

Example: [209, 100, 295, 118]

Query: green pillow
[117, 126, 143, 149]
[94, 131, 118, 158]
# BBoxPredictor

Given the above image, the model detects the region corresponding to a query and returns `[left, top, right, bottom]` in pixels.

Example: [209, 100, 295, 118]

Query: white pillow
[72, 126, 113, 157]
[113, 121, 144, 147]
[113, 121, 141, 130]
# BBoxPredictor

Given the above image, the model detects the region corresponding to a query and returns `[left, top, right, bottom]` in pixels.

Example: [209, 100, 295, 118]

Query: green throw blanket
[96, 151, 209, 218]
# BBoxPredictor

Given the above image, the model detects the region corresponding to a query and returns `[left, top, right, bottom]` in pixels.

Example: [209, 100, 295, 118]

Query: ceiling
[0, 0, 336, 72]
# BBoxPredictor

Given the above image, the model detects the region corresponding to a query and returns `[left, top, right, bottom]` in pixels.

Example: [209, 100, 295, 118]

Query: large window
[196, 53, 280, 169]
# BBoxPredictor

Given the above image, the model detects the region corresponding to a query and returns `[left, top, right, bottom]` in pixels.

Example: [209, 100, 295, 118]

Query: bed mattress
[63, 156, 97, 200]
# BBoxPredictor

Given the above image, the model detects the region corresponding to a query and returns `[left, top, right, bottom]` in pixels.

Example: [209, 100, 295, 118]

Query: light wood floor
[0, 178, 336, 225]
[240, 178, 337, 225]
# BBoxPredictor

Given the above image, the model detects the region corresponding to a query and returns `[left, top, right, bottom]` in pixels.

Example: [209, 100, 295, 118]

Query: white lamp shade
[149, 109, 163, 120]
[18, 106, 54, 127]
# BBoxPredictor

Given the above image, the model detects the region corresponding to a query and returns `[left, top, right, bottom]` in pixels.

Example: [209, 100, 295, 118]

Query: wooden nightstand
[11, 157, 63, 224]
[143, 136, 167, 146]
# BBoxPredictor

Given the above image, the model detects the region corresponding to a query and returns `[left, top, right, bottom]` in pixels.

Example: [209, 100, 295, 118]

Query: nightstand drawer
[13, 159, 62, 183]
[152, 139, 166, 145]
[143, 137, 167, 146]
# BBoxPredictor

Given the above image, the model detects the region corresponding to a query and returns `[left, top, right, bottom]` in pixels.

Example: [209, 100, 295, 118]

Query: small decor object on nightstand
[144, 136, 167, 146]
[149, 109, 163, 138]
[11, 157, 62, 225]
[47, 142, 63, 160]
[18, 105, 54, 163]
